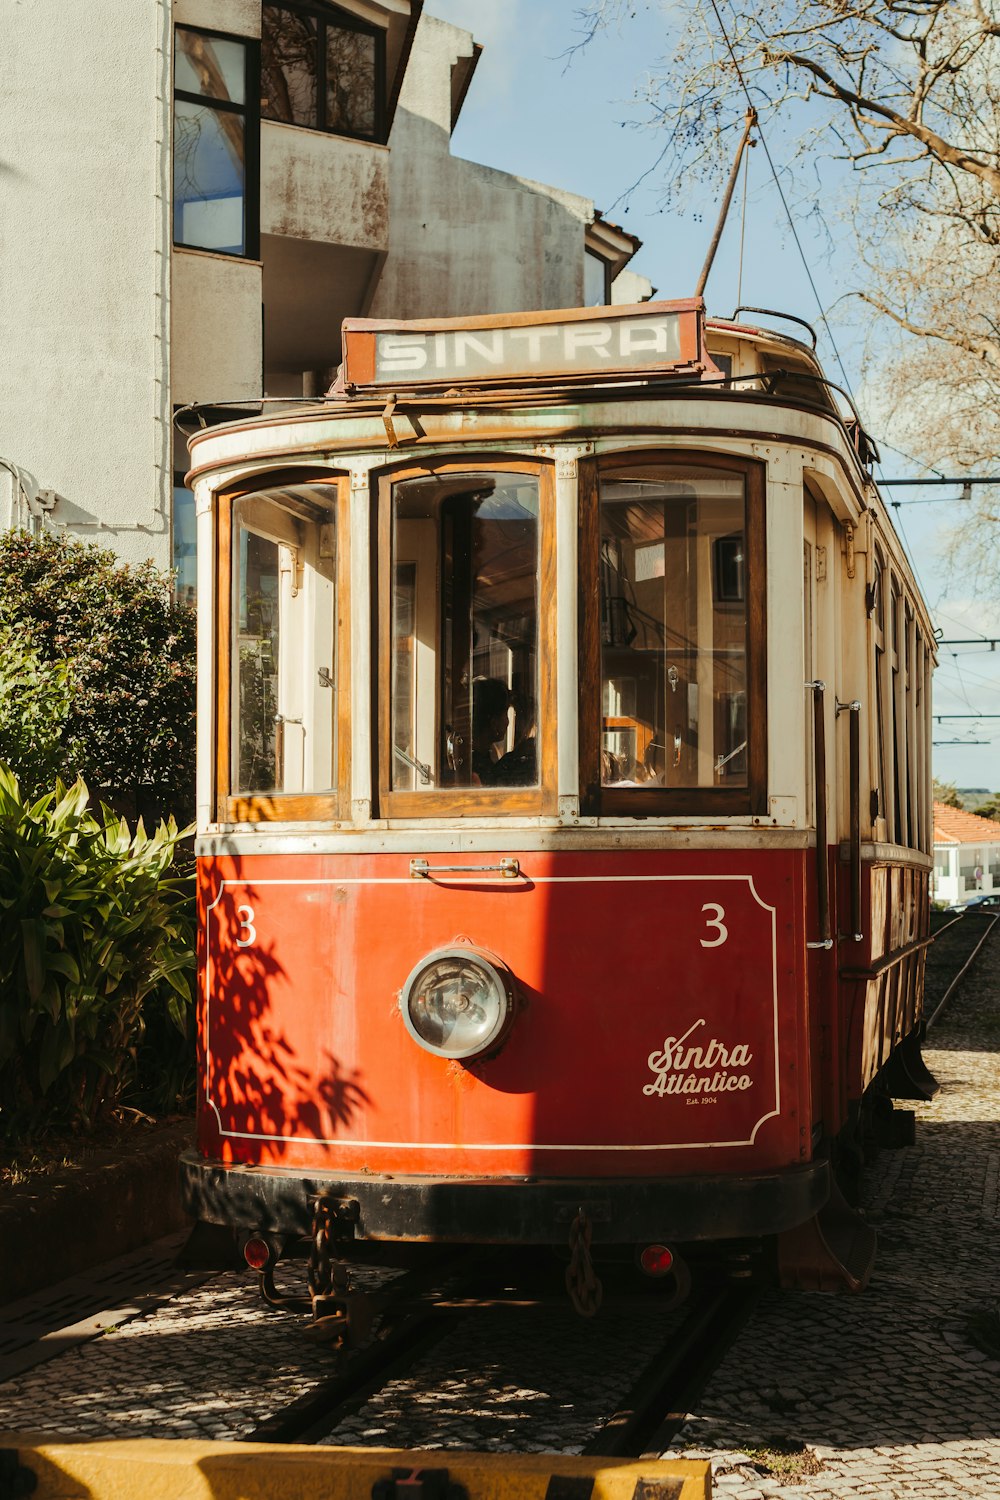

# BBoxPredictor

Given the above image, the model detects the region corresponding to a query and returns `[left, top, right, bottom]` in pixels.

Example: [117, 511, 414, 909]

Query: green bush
[0, 768, 195, 1142]
[0, 530, 196, 821]
[0, 629, 72, 800]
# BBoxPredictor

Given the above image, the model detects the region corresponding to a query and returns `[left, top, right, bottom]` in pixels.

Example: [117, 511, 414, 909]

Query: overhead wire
[708, 0, 940, 600]
[707, 0, 995, 738]
[877, 437, 947, 478]
[709, 0, 855, 398]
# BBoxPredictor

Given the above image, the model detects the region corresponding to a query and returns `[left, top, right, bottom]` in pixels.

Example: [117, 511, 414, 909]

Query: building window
[174, 26, 259, 258]
[173, 477, 197, 607]
[261, 2, 386, 142]
[585, 250, 611, 306]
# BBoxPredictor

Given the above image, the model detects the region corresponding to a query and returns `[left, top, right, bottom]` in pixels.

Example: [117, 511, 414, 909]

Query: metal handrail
[837, 699, 863, 942]
[806, 681, 832, 950]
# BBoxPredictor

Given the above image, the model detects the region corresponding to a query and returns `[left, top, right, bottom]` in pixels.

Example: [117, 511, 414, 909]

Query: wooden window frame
[578, 450, 767, 819]
[215, 468, 351, 823]
[376, 457, 558, 819]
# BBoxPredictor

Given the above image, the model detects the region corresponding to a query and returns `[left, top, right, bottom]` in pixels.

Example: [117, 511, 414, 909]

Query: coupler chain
[565, 1207, 603, 1317]
[305, 1194, 375, 1348]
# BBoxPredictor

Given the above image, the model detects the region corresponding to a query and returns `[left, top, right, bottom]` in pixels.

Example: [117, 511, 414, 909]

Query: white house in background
[0, 1, 650, 602]
[932, 802, 1000, 906]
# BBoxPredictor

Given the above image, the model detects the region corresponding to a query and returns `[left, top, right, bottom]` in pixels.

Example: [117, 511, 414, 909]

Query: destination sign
[340, 299, 709, 392]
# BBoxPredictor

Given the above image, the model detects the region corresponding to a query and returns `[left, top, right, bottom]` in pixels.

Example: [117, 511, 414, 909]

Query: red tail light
[639, 1243, 674, 1277]
[243, 1236, 271, 1270]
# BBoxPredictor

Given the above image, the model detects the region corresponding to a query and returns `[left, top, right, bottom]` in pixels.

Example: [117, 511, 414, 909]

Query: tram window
[389, 471, 540, 794]
[229, 484, 337, 800]
[598, 464, 749, 792]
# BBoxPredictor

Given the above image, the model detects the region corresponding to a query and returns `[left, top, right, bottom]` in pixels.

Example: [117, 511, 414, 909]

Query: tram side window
[390, 471, 540, 793]
[599, 465, 748, 791]
[230, 485, 337, 798]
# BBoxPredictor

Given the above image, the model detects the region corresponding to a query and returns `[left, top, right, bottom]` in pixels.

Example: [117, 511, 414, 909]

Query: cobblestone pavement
[668, 950, 1000, 1499]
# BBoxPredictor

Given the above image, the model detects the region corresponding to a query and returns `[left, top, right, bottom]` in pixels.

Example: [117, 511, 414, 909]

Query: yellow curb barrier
[0, 1439, 711, 1500]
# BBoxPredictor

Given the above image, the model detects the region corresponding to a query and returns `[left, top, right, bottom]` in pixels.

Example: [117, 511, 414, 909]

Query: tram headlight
[399, 947, 515, 1061]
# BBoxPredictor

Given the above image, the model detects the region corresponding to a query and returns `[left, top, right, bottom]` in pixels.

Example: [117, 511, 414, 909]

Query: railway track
[238, 1249, 758, 1455]
[925, 909, 999, 1028]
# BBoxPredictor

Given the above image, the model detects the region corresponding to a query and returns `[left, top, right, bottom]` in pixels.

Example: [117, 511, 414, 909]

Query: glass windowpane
[173, 98, 246, 254]
[231, 486, 337, 799]
[391, 473, 540, 793]
[585, 251, 608, 306]
[599, 466, 748, 790]
[261, 6, 318, 127]
[326, 24, 376, 137]
[235, 530, 280, 793]
[173, 485, 197, 606]
[176, 29, 246, 104]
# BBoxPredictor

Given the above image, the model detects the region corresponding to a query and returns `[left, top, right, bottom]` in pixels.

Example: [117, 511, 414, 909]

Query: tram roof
[181, 299, 872, 457]
[179, 298, 933, 636]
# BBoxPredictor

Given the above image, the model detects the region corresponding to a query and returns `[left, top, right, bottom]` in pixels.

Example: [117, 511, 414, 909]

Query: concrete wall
[612, 268, 653, 306]
[172, 250, 263, 405]
[0, 0, 172, 568]
[174, 0, 260, 36]
[261, 124, 389, 250]
[370, 14, 592, 320]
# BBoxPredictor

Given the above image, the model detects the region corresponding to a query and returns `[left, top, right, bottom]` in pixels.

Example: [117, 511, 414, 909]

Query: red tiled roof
[932, 802, 1000, 845]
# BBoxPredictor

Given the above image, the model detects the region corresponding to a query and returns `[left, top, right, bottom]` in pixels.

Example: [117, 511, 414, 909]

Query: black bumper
[179, 1150, 829, 1245]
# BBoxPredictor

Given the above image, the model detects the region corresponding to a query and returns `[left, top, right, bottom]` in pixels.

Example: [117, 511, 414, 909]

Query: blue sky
[428, 0, 1000, 791]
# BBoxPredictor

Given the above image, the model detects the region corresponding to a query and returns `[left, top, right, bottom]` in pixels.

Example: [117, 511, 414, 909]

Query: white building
[0, 1, 649, 600]
[932, 802, 1000, 906]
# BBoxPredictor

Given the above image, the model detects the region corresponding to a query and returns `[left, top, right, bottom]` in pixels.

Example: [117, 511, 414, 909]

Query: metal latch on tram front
[372, 1471, 468, 1500]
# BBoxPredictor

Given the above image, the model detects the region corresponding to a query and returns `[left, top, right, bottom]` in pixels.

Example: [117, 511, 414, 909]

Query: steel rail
[926, 911, 1000, 1030]
[581, 1284, 759, 1458]
[242, 1300, 466, 1446]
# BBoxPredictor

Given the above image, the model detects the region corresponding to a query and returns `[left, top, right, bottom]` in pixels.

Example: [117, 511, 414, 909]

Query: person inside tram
[471, 677, 512, 784]
[491, 691, 537, 786]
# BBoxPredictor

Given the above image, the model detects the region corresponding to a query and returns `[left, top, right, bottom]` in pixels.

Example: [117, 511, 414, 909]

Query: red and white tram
[180, 296, 935, 1314]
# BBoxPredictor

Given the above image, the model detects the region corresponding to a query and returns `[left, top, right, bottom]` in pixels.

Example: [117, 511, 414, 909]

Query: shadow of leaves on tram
[205, 875, 370, 1155]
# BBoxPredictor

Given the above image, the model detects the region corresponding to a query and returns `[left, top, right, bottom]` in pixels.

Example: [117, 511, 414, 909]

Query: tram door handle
[274, 714, 303, 788]
[410, 857, 520, 879]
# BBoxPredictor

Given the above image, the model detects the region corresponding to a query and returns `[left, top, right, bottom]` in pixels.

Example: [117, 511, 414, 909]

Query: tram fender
[0, 1440, 712, 1500]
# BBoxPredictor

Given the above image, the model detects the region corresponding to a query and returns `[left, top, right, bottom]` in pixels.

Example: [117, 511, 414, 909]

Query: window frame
[172, 469, 198, 607]
[215, 468, 351, 822]
[260, 0, 387, 144]
[173, 23, 261, 260]
[376, 457, 558, 819]
[578, 450, 768, 819]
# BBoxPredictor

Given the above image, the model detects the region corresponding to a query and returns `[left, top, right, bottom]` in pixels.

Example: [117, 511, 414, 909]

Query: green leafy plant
[0, 768, 195, 1142]
[0, 530, 195, 822]
[0, 628, 72, 800]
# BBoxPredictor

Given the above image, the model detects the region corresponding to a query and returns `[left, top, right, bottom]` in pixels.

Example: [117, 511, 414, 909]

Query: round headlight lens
[400, 948, 514, 1060]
